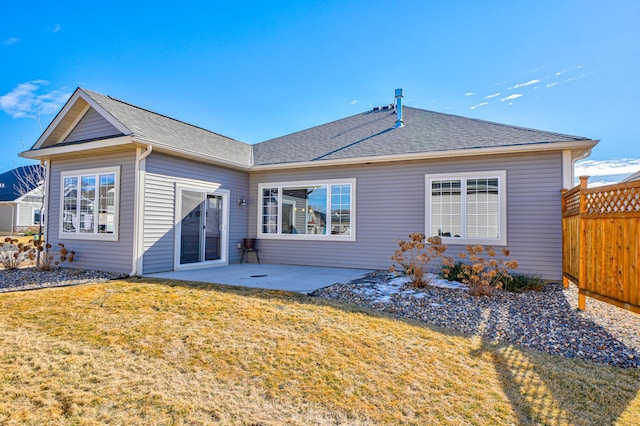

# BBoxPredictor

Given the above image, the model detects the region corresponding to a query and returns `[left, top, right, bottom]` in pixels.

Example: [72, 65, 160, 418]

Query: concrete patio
[144, 263, 372, 294]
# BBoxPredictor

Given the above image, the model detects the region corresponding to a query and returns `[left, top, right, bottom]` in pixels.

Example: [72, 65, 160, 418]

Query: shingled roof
[23, 88, 595, 169]
[80, 89, 252, 166]
[252, 106, 591, 166]
[0, 165, 43, 202]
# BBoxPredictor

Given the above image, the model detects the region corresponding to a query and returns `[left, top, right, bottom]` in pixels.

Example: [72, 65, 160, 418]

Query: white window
[258, 179, 356, 241]
[60, 167, 120, 241]
[33, 208, 42, 225]
[426, 171, 506, 245]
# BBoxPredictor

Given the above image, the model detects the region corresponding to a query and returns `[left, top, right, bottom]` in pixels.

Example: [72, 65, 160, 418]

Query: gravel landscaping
[0, 268, 123, 293]
[312, 271, 640, 369]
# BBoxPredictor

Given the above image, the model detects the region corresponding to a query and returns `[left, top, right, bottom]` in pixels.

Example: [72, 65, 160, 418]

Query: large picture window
[426, 171, 506, 245]
[258, 179, 355, 241]
[60, 167, 119, 241]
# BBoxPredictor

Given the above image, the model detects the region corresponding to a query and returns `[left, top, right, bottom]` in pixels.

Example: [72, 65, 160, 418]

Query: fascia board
[20, 136, 133, 159]
[251, 140, 600, 171]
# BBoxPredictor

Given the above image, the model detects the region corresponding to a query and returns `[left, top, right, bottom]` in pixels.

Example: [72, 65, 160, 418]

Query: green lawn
[0, 278, 638, 425]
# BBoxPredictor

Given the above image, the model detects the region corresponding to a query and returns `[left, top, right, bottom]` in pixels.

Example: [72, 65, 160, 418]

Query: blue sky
[1, 0, 639, 185]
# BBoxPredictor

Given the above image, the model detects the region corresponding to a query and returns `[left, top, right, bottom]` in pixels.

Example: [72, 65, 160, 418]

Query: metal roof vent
[395, 88, 404, 128]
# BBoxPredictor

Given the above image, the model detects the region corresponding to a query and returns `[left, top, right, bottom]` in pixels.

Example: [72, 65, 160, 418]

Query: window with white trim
[426, 171, 506, 245]
[60, 167, 119, 240]
[33, 208, 42, 225]
[258, 179, 355, 241]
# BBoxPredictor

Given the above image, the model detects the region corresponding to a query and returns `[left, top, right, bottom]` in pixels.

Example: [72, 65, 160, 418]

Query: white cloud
[575, 158, 640, 177]
[470, 102, 488, 110]
[3, 37, 19, 45]
[53, 24, 61, 33]
[350, 99, 359, 105]
[484, 92, 501, 99]
[509, 79, 540, 89]
[0, 80, 71, 119]
[464, 92, 474, 96]
[500, 94, 523, 102]
[546, 82, 558, 88]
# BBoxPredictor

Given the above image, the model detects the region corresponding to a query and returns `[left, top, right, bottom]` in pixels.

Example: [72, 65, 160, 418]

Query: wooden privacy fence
[561, 176, 640, 314]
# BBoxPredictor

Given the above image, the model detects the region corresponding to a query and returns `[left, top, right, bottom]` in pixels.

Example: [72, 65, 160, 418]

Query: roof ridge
[82, 88, 245, 144]
[402, 106, 588, 140]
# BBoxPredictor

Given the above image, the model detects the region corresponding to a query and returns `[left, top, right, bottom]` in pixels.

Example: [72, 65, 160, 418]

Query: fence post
[560, 188, 569, 288]
[577, 176, 589, 310]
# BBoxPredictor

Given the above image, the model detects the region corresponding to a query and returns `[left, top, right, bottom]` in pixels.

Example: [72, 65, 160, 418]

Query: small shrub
[32, 241, 75, 271]
[390, 233, 448, 287]
[504, 273, 545, 293]
[443, 245, 519, 296]
[440, 261, 469, 282]
[0, 238, 35, 270]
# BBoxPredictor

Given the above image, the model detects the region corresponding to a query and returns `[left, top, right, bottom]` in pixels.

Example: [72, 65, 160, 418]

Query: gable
[63, 107, 123, 143]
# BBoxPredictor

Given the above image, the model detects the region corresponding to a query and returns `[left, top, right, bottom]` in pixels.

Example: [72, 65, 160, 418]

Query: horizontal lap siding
[17, 202, 37, 226]
[249, 152, 563, 280]
[142, 153, 249, 273]
[64, 108, 121, 143]
[48, 151, 136, 274]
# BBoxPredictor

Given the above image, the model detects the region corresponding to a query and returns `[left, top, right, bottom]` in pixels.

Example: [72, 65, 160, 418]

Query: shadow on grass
[126, 276, 640, 424]
[468, 284, 640, 425]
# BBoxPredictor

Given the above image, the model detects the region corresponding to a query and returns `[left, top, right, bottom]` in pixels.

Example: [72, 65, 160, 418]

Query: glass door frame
[174, 183, 229, 271]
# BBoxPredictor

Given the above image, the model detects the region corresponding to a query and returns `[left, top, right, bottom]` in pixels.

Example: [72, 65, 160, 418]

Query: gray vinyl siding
[142, 152, 249, 274]
[17, 201, 40, 226]
[249, 151, 565, 280]
[47, 151, 136, 274]
[0, 204, 13, 232]
[64, 108, 121, 143]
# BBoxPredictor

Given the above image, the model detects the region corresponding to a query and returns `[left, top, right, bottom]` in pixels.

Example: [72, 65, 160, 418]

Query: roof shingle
[252, 106, 590, 165]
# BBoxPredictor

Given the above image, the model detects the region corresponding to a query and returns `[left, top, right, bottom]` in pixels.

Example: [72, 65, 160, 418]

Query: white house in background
[20, 88, 598, 279]
[0, 165, 44, 235]
[621, 170, 640, 183]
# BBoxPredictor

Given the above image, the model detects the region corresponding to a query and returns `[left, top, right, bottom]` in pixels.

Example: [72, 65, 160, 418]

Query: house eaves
[250, 139, 599, 171]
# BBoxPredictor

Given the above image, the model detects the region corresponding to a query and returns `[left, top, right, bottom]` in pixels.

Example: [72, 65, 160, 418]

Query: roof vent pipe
[394, 88, 404, 128]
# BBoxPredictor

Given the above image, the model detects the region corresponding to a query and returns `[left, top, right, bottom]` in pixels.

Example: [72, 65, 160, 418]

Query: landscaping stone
[0, 268, 123, 293]
[311, 271, 640, 369]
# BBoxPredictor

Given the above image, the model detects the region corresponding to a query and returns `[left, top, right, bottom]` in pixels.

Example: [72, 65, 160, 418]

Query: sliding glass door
[177, 187, 228, 268]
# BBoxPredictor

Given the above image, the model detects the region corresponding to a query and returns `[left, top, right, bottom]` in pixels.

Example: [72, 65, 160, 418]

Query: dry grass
[0, 278, 639, 425]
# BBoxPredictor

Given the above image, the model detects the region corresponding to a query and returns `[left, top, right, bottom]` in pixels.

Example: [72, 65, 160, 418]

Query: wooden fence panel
[562, 176, 640, 314]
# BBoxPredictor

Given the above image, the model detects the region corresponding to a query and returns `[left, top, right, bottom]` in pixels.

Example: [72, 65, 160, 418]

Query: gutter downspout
[570, 148, 592, 188]
[131, 145, 153, 276]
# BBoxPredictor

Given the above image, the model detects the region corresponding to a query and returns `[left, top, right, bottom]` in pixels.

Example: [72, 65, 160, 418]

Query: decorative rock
[311, 271, 640, 369]
[0, 268, 124, 293]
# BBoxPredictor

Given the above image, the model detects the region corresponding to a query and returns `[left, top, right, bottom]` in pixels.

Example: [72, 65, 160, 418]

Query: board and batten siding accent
[142, 152, 250, 274]
[47, 151, 137, 274]
[249, 151, 564, 280]
[63, 108, 122, 143]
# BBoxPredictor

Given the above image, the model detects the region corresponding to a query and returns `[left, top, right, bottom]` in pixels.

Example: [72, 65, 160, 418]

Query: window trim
[425, 171, 507, 245]
[59, 166, 120, 241]
[32, 208, 42, 226]
[257, 178, 356, 241]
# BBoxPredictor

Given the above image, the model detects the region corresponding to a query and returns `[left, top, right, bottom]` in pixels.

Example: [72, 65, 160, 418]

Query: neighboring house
[621, 170, 640, 183]
[20, 88, 598, 279]
[0, 165, 44, 235]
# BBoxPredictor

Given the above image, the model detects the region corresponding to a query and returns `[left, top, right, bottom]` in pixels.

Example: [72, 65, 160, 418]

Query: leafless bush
[390, 233, 448, 287]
